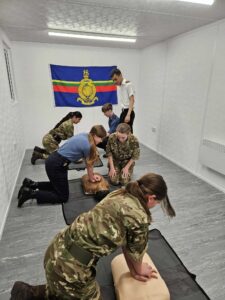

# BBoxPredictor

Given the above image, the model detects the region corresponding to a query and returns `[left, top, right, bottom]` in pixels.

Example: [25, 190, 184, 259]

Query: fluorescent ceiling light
[178, 0, 214, 5]
[48, 31, 136, 43]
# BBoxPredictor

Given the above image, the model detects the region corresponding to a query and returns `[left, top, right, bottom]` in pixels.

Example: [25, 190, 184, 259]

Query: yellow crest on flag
[77, 70, 98, 105]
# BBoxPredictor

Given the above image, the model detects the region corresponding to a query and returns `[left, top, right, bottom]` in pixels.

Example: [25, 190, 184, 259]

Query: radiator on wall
[199, 139, 225, 176]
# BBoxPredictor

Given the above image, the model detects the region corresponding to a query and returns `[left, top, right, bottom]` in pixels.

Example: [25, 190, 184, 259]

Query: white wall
[139, 19, 225, 192]
[12, 42, 140, 149]
[0, 28, 24, 238]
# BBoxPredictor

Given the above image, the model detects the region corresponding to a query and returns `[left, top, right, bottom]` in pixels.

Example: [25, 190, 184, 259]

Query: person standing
[110, 68, 135, 133]
[31, 111, 82, 164]
[11, 172, 176, 300]
[18, 125, 106, 207]
[106, 123, 140, 186]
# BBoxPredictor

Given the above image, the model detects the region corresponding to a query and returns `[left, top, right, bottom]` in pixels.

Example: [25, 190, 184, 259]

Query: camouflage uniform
[44, 190, 151, 300]
[42, 119, 74, 159]
[106, 133, 140, 185]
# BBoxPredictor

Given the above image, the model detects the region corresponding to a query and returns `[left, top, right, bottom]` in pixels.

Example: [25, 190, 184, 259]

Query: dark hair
[114, 173, 176, 218]
[87, 125, 107, 165]
[116, 123, 131, 134]
[110, 68, 121, 79]
[102, 103, 113, 113]
[54, 111, 82, 129]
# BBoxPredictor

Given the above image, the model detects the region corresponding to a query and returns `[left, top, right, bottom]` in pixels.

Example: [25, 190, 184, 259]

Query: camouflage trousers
[109, 159, 135, 186]
[44, 243, 101, 300]
[42, 133, 59, 158]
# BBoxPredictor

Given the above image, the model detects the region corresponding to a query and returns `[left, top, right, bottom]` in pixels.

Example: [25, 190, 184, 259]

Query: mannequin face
[116, 132, 128, 143]
[72, 117, 82, 124]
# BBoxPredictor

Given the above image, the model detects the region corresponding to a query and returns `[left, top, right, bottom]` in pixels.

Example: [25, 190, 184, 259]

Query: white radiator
[199, 139, 225, 175]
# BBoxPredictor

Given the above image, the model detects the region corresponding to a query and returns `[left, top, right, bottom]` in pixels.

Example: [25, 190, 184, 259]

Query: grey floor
[0, 145, 225, 300]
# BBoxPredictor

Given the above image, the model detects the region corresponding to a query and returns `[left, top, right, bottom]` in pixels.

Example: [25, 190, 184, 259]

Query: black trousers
[119, 109, 135, 133]
[35, 152, 70, 204]
[97, 136, 109, 151]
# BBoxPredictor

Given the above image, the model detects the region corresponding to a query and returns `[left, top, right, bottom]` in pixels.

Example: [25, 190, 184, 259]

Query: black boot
[34, 146, 48, 154]
[10, 281, 46, 300]
[23, 178, 38, 189]
[31, 151, 44, 165]
[18, 187, 36, 208]
[17, 178, 38, 199]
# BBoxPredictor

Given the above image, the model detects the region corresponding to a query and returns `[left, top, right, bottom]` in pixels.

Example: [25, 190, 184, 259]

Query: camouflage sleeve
[55, 120, 74, 140]
[105, 135, 114, 156]
[125, 224, 149, 262]
[130, 136, 140, 160]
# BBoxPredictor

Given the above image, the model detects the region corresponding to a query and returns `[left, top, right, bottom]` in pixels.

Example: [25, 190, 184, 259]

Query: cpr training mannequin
[111, 253, 170, 300]
[81, 173, 110, 201]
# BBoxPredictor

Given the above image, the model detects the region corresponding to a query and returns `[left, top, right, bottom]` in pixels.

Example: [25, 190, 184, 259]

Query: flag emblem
[78, 69, 98, 105]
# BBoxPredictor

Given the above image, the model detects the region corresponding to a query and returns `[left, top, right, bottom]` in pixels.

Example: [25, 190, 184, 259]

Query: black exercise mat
[68, 157, 103, 170]
[62, 184, 210, 300]
[33, 156, 103, 170]
[62, 176, 119, 225]
[97, 229, 210, 300]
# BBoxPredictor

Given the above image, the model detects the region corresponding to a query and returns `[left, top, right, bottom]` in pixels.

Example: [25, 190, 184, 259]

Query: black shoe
[17, 178, 37, 199]
[34, 146, 48, 154]
[18, 187, 35, 208]
[31, 151, 43, 165]
[23, 178, 38, 189]
[10, 281, 33, 300]
[10, 281, 46, 300]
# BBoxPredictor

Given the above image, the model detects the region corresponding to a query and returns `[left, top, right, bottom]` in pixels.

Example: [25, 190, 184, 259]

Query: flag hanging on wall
[50, 65, 118, 107]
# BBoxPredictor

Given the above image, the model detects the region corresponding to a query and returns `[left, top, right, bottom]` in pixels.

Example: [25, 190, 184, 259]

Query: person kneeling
[106, 123, 140, 186]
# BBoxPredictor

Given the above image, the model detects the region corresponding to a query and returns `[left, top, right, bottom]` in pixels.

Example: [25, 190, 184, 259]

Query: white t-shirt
[118, 78, 135, 109]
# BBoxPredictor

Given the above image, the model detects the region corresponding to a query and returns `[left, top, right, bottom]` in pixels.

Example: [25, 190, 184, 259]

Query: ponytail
[54, 111, 82, 129]
[126, 181, 152, 218]
[161, 195, 176, 218]
[86, 134, 98, 166]
[86, 125, 107, 166]
[122, 173, 176, 219]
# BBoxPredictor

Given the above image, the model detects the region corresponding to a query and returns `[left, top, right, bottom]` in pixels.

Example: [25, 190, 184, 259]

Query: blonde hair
[116, 123, 131, 134]
[87, 125, 107, 165]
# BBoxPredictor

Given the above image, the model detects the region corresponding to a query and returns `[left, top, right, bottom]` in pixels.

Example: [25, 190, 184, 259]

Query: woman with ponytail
[17, 125, 107, 208]
[31, 111, 82, 164]
[12, 172, 175, 300]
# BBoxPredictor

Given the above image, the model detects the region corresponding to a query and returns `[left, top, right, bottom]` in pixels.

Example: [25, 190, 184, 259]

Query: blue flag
[50, 65, 118, 107]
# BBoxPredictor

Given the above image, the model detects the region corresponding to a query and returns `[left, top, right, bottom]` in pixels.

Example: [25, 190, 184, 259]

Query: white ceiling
[0, 0, 225, 49]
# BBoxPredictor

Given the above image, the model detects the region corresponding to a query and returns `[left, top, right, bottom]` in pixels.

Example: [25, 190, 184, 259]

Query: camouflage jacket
[106, 133, 140, 161]
[49, 119, 74, 140]
[46, 190, 151, 264]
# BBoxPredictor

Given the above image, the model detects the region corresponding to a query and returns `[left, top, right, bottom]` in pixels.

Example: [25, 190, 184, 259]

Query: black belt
[56, 152, 71, 165]
[64, 234, 97, 266]
[52, 133, 62, 143]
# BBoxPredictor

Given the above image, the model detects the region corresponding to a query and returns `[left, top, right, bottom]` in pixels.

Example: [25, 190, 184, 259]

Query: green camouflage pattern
[110, 160, 135, 185]
[106, 133, 140, 161]
[42, 119, 74, 157]
[106, 133, 140, 184]
[44, 190, 150, 299]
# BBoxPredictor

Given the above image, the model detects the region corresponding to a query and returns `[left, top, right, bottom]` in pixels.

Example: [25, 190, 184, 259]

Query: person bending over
[31, 111, 82, 164]
[11, 172, 176, 300]
[18, 125, 106, 207]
